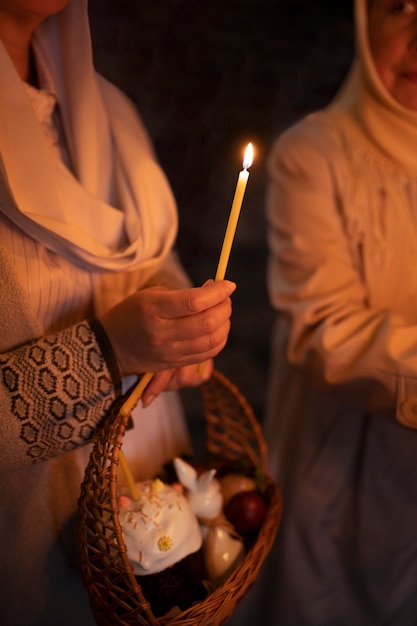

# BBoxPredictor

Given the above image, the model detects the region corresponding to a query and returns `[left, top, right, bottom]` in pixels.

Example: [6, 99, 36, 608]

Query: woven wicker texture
[77, 370, 282, 625]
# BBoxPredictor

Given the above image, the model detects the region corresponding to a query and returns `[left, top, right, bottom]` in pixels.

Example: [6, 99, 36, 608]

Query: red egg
[224, 490, 267, 534]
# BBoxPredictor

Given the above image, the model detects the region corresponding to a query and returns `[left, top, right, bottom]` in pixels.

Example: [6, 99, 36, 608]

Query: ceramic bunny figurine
[173, 457, 245, 585]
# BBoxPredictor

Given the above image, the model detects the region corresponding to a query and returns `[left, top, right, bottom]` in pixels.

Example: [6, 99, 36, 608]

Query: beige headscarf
[0, 0, 177, 272]
[331, 0, 417, 175]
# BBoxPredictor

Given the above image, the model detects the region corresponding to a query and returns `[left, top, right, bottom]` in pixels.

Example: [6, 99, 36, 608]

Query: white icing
[118, 479, 202, 575]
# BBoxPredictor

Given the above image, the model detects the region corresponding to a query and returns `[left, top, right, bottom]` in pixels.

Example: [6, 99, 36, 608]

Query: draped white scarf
[331, 0, 417, 175]
[0, 0, 178, 272]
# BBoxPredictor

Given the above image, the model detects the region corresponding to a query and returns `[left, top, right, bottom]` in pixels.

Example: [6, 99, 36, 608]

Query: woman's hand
[98, 280, 236, 379]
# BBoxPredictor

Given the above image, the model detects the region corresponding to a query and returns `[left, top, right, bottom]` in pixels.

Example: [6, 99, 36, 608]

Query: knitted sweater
[0, 237, 121, 624]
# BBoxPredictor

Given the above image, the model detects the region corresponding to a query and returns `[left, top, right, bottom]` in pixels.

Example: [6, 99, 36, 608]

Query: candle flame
[243, 142, 254, 170]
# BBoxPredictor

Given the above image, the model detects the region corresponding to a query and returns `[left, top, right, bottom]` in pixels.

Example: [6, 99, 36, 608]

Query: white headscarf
[0, 0, 178, 271]
[331, 0, 417, 175]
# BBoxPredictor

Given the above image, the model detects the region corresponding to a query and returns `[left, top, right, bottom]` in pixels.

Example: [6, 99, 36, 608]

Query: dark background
[88, 0, 354, 424]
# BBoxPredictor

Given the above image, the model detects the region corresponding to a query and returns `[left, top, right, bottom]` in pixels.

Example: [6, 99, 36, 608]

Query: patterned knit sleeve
[0, 319, 121, 466]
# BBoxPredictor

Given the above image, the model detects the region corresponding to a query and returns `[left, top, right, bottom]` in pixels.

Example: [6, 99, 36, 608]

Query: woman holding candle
[229, 0, 417, 624]
[0, 1, 235, 624]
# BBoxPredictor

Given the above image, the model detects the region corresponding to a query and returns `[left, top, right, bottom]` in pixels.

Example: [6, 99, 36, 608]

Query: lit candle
[215, 142, 254, 281]
[119, 146, 255, 485]
[197, 143, 254, 374]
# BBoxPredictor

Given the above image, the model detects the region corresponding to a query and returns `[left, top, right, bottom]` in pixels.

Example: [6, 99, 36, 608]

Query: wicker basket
[77, 370, 282, 625]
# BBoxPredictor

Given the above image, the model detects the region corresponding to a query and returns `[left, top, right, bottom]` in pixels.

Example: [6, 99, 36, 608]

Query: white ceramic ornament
[173, 457, 245, 584]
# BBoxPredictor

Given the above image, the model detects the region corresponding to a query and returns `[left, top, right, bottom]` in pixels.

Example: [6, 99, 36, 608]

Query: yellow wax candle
[118, 371, 154, 500]
[198, 143, 253, 375]
[215, 142, 254, 281]
[119, 449, 140, 501]
[120, 370, 154, 417]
